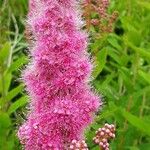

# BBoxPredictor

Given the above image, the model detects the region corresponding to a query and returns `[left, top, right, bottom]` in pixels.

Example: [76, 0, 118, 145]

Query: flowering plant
[18, 0, 102, 149]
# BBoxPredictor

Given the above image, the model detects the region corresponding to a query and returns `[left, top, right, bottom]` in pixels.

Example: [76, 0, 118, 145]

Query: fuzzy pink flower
[18, 0, 102, 149]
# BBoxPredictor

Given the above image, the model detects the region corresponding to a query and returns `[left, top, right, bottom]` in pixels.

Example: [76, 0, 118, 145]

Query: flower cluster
[93, 123, 115, 150]
[18, 0, 101, 149]
[83, 0, 118, 33]
[69, 140, 89, 150]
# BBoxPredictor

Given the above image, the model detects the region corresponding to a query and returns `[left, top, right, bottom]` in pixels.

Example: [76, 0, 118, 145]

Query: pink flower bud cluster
[83, 0, 118, 33]
[18, 0, 101, 149]
[90, 19, 100, 26]
[93, 123, 115, 150]
[97, 0, 110, 18]
[69, 140, 89, 150]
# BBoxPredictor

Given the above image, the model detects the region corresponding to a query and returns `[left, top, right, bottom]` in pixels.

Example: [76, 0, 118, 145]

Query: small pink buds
[93, 123, 116, 150]
[91, 19, 100, 26]
[24, 24, 35, 45]
[83, 0, 118, 34]
[69, 140, 89, 150]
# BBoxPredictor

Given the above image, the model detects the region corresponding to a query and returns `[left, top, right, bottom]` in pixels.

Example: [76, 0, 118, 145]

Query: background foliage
[0, 0, 150, 150]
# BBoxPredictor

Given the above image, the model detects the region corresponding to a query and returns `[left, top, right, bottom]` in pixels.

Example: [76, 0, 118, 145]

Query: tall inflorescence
[18, 0, 102, 149]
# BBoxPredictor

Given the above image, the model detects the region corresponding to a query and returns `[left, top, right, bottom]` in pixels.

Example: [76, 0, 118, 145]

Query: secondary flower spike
[18, 0, 102, 149]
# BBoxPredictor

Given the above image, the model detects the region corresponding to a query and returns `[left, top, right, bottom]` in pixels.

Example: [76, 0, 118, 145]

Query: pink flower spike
[18, 0, 101, 149]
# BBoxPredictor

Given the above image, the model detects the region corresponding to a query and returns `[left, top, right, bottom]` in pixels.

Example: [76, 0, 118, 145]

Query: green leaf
[0, 84, 24, 104]
[124, 39, 150, 59]
[96, 108, 118, 121]
[108, 47, 121, 64]
[0, 42, 11, 65]
[0, 113, 12, 149]
[119, 67, 132, 90]
[126, 28, 141, 46]
[121, 109, 150, 136]
[92, 48, 107, 79]
[137, 1, 150, 10]
[107, 36, 122, 51]
[138, 70, 150, 84]
[8, 96, 28, 114]
[101, 72, 116, 87]
[127, 146, 140, 150]
[91, 146, 99, 150]
[0, 113, 11, 129]
[7, 55, 28, 73]
[6, 84, 24, 101]
[0, 72, 12, 95]
[139, 143, 150, 150]
[4, 72, 12, 93]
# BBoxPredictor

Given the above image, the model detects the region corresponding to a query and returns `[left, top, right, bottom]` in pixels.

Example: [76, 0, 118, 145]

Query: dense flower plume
[18, 0, 101, 149]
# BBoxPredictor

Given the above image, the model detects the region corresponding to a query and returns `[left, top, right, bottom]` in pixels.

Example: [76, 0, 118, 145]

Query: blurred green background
[0, 0, 150, 150]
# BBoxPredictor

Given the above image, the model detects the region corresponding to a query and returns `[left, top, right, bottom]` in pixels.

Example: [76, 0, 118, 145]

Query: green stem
[0, 69, 7, 111]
